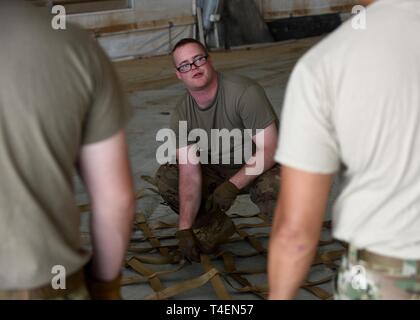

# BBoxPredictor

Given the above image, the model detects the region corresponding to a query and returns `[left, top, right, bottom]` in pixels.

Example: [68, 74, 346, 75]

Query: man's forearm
[90, 194, 135, 281]
[77, 130, 135, 282]
[178, 168, 202, 230]
[268, 166, 332, 299]
[229, 147, 276, 189]
[268, 225, 318, 299]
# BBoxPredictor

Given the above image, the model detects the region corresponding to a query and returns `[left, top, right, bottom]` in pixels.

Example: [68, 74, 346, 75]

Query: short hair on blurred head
[171, 38, 208, 56]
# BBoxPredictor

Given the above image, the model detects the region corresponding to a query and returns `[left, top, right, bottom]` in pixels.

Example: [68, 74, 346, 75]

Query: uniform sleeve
[275, 60, 340, 174]
[170, 99, 196, 149]
[238, 82, 278, 133]
[170, 106, 182, 149]
[81, 41, 132, 145]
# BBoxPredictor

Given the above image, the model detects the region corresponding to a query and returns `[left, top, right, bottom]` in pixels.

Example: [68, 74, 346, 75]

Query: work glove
[84, 262, 122, 300]
[205, 180, 240, 213]
[175, 228, 201, 263]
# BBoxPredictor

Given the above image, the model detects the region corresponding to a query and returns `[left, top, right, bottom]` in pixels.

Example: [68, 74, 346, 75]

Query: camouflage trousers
[0, 269, 90, 300]
[335, 245, 420, 300]
[154, 163, 280, 226]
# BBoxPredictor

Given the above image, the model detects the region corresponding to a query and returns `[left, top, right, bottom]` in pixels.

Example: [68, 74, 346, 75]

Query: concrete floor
[75, 36, 344, 300]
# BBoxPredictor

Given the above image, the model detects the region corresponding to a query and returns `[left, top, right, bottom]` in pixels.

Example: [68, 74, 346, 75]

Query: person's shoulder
[220, 72, 261, 93]
[221, 72, 256, 86]
[3, 2, 102, 84]
[11, 2, 93, 47]
[296, 2, 393, 71]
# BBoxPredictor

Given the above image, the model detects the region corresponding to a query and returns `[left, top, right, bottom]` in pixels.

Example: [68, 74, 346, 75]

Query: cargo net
[80, 177, 345, 300]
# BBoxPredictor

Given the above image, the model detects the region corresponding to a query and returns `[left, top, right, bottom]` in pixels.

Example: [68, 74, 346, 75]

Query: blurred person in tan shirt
[269, 0, 420, 300]
[0, 1, 134, 299]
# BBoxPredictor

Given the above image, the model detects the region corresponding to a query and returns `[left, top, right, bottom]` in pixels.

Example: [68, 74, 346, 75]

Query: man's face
[173, 43, 216, 91]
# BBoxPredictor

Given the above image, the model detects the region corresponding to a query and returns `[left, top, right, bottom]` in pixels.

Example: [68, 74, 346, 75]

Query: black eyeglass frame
[176, 55, 209, 73]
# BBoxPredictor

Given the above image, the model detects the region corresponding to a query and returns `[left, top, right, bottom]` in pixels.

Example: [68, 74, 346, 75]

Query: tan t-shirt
[276, 0, 420, 259]
[0, 2, 131, 289]
[171, 73, 277, 168]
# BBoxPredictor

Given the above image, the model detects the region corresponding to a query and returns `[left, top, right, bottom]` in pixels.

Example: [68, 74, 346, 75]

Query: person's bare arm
[77, 130, 135, 281]
[229, 122, 278, 189]
[177, 144, 202, 230]
[268, 166, 334, 299]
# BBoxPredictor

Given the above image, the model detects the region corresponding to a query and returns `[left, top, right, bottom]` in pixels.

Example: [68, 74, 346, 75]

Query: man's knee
[249, 165, 280, 212]
[154, 164, 179, 194]
[154, 164, 180, 212]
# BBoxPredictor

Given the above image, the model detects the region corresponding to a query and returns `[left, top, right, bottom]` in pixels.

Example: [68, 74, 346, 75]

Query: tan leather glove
[205, 180, 240, 213]
[84, 262, 122, 300]
[175, 229, 201, 263]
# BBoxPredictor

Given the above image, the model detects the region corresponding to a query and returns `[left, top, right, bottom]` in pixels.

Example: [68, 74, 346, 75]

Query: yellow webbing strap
[235, 221, 270, 229]
[200, 254, 231, 300]
[121, 257, 185, 285]
[141, 175, 158, 187]
[226, 268, 266, 275]
[235, 228, 266, 254]
[127, 246, 156, 254]
[312, 249, 344, 270]
[79, 188, 145, 213]
[257, 213, 270, 223]
[121, 275, 148, 286]
[130, 254, 179, 265]
[149, 221, 177, 230]
[231, 215, 268, 255]
[304, 274, 335, 287]
[302, 286, 332, 300]
[222, 252, 267, 299]
[234, 284, 268, 295]
[320, 249, 345, 270]
[127, 257, 164, 294]
[136, 212, 170, 257]
[144, 268, 220, 300]
[128, 243, 178, 254]
[105, 192, 345, 301]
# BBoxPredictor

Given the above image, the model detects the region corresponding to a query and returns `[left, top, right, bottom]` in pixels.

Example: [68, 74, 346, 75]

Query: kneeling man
[155, 38, 279, 262]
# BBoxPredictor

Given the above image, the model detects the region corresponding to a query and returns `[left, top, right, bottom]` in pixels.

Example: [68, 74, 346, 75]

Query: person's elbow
[266, 143, 277, 162]
[94, 188, 136, 223]
[115, 189, 136, 222]
[260, 139, 277, 168]
[273, 220, 298, 242]
[271, 219, 318, 255]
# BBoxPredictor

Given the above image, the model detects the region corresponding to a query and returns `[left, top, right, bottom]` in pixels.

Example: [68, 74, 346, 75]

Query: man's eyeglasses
[176, 55, 208, 73]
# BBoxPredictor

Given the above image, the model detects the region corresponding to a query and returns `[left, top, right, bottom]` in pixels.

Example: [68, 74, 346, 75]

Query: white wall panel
[62, 0, 356, 58]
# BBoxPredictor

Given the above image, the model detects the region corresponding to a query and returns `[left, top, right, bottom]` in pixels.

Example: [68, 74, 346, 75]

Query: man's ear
[175, 70, 182, 80]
